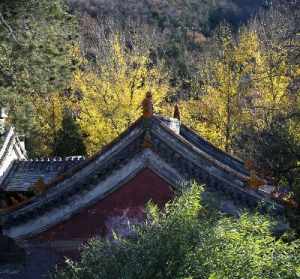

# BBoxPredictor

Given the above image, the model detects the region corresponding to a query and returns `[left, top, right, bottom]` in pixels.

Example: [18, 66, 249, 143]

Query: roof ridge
[42, 116, 144, 189]
[0, 113, 279, 227]
[0, 117, 145, 214]
[180, 123, 244, 164]
[153, 117, 251, 182]
[26, 157, 85, 162]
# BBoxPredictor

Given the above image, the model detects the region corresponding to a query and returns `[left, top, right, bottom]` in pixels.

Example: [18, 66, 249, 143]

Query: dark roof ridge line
[148, 124, 278, 207]
[180, 123, 245, 165]
[2, 120, 144, 217]
[1, 114, 269, 218]
[4, 150, 184, 238]
[4, 145, 281, 239]
[41, 116, 144, 190]
[150, 131, 267, 202]
[153, 117, 256, 183]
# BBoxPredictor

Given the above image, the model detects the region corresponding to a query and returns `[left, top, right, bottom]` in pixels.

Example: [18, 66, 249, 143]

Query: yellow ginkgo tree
[72, 34, 170, 155]
[179, 26, 297, 153]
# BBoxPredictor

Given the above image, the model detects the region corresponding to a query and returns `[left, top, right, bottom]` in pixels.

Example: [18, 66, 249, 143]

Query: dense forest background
[0, 0, 299, 197]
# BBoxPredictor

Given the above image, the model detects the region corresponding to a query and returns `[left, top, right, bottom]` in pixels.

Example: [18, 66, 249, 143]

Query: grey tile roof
[1, 115, 284, 235]
[2, 159, 85, 192]
[179, 124, 248, 176]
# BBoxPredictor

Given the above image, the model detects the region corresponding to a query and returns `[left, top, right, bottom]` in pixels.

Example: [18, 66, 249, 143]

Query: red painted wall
[34, 168, 174, 241]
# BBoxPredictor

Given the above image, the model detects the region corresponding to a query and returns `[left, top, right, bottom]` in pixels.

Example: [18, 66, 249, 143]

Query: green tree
[0, 0, 78, 153]
[0, 0, 76, 96]
[53, 184, 300, 279]
[53, 110, 86, 157]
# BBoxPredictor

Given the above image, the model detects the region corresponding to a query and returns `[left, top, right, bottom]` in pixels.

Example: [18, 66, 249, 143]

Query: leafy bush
[53, 184, 300, 279]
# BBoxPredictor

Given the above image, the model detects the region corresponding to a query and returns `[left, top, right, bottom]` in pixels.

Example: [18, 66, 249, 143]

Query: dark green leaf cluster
[53, 110, 86, 157]
[0, 0, 78, 141]
[0, 0, 76, 96]
[53, 184, 300, 279]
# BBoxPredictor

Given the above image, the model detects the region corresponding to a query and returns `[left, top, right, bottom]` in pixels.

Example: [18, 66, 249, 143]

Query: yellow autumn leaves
[72, 35, 170, 155]
[30, 28, 299, 157]
[31, 35, 170, 155]
[177, 29, 298, 152]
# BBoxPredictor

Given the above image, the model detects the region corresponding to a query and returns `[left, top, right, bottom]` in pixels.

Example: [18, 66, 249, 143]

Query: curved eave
[4, 150, 184, 239]
[1, 115, 282, 238]
[2, 117, 145, 216]
[179, 123, 247, 175]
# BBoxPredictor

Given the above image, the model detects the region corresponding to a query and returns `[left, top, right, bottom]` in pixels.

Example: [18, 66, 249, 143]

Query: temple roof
[2, 158, 85, 192]
[0, 107, 283, 239]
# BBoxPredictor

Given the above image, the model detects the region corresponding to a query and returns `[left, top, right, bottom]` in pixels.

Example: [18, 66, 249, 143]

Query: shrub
[53, 184, 300, 279]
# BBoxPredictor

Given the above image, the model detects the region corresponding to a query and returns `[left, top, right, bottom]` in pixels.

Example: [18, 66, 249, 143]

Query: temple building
[0, 95, 283, 278]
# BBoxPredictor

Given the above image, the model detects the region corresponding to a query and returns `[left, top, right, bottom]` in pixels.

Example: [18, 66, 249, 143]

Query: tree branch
[0, 12, 20, 44]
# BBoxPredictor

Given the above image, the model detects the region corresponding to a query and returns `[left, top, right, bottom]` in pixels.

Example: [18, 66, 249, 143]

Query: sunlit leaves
[177, 26, 297, 154]
[72, 34, 170, 155]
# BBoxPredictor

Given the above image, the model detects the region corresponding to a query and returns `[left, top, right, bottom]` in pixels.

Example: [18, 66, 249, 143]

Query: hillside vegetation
[0, 0, 299, 209]
[1, 1, 300, 276]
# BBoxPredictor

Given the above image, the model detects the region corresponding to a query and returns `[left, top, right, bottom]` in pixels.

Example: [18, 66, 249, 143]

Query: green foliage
[53, 183, 300, 279]
[53, 110, 86, 157]
[53, 183, 202, 279]
[236, 115, 300, 188]
[190, 214, 300, 279]
[0, 0, 76, 96]
[0, 0, 78, 153]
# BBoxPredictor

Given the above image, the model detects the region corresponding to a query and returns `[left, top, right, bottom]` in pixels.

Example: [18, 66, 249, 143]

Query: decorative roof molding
[2, 122, 144, 217]
[142, 92, 153, 118]
[1, 115, 283, 239]
[4, 149, 184, 239]
[173, 104, 180, 121]
[153, 118, 249, 182]
[179, 124, 248, 176]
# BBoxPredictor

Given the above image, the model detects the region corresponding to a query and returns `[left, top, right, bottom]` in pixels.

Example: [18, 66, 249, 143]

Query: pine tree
[53, 110, 86, 157]
[0, 0, 78, 150]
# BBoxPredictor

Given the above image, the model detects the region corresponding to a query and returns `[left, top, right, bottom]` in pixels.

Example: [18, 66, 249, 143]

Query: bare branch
[0, 12, 20, 44]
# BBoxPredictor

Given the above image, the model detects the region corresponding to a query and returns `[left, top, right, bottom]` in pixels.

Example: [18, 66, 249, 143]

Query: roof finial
[142, 91, 153, 118]
[245, 159, 255, 171]
[142, 131, 152, 149]
[173, 104, 180, 121]
[245, 160, 264, 189]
